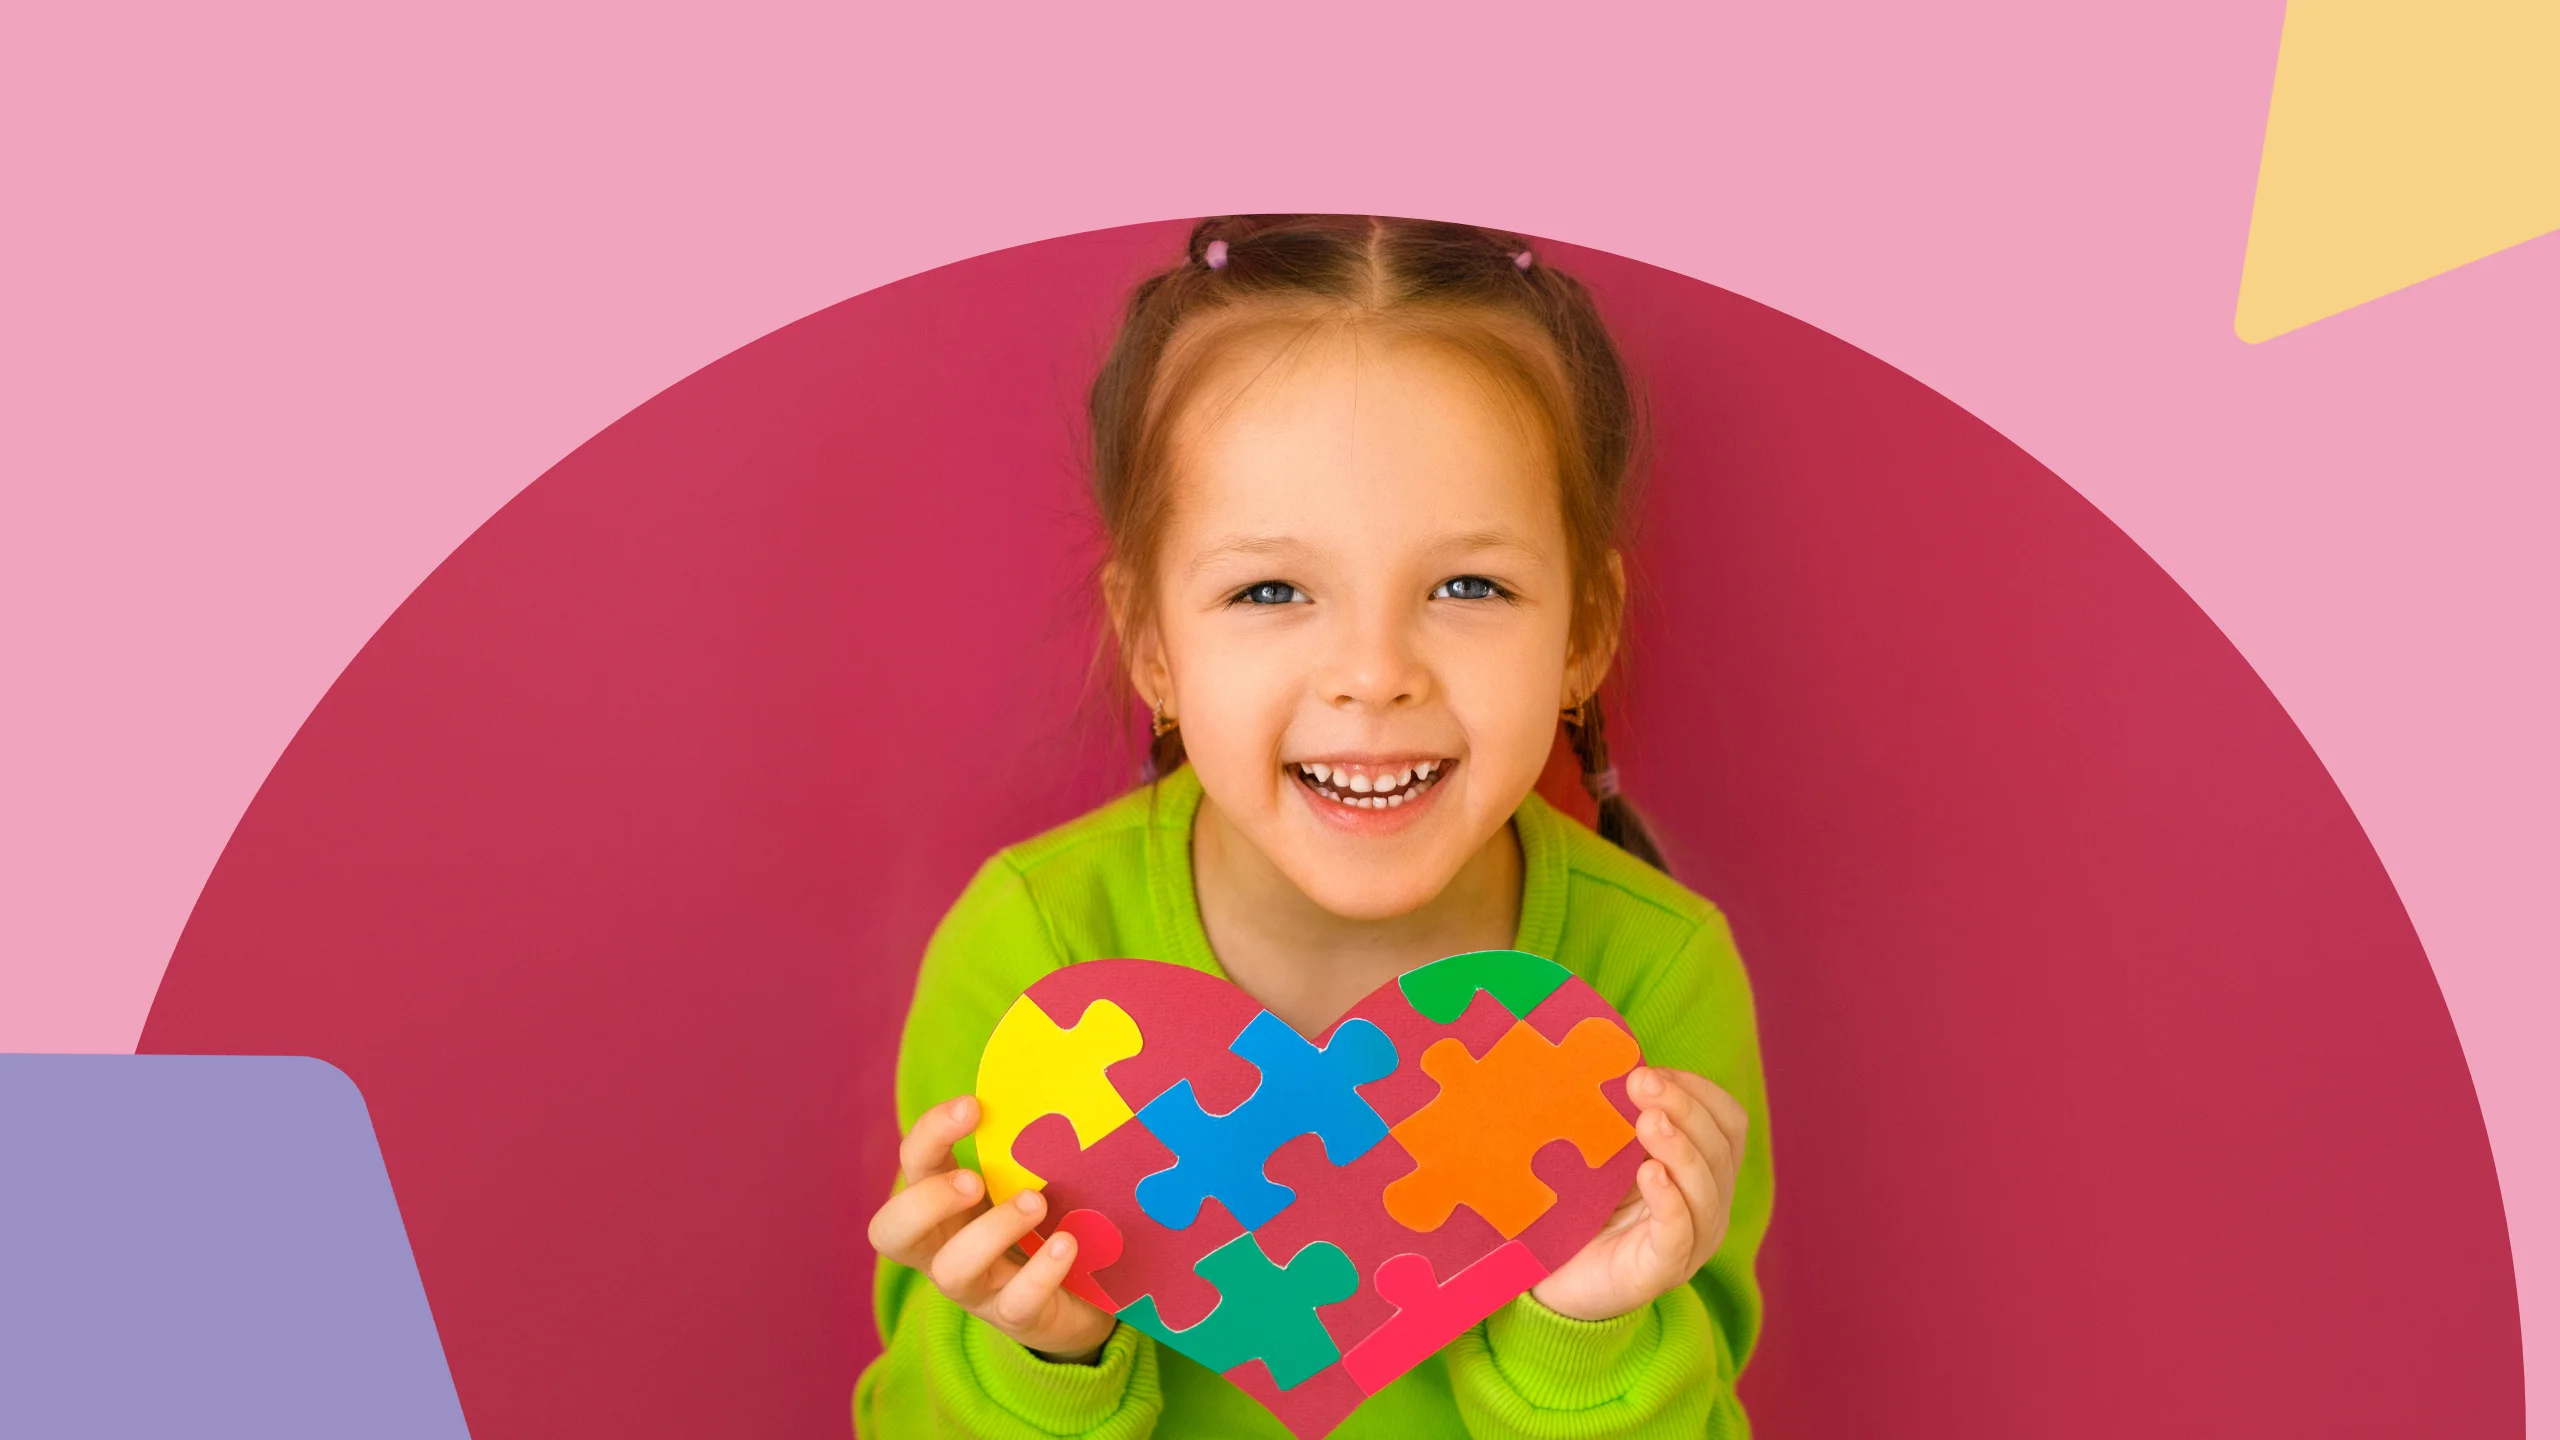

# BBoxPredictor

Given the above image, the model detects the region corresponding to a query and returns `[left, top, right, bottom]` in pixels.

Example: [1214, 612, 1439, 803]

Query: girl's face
[1133, 325, 1599, 922]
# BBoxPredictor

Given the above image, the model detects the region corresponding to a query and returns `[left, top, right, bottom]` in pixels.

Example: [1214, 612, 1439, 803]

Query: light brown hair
[1090, 214, 1665, 870]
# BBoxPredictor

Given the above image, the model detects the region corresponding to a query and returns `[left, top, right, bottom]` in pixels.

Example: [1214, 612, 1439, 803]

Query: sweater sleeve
[852, 858, 1167, 1439]
[1441, 906, 1773, 1439]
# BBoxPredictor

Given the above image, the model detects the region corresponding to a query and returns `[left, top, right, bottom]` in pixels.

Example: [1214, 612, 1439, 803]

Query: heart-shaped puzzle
[973, 951, 1646, 1438]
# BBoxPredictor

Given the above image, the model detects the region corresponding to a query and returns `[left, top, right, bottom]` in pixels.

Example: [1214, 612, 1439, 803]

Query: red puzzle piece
[1517, 973, 1629, 1046]
[1512, 1134, 1647, 1274]
[1023, 959, 1265, 1115]
[1339, 1243, 1551, 1395]
[1507, 977, 1648, 1272]
[1012, 1110, 1244, 1329]
[1223, 1357, 1376, 1440]
[1255, 1131, 1505, 1354]
[1335, 983, 1517, 1130]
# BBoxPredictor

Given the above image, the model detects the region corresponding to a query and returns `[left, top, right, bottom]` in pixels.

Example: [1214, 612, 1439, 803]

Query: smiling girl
[857, 216, 1772, 1439]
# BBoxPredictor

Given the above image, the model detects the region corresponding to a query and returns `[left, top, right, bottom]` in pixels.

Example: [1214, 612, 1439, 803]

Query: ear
[1562, 549, 1626, 708]
[1103, 560, 1174, 708]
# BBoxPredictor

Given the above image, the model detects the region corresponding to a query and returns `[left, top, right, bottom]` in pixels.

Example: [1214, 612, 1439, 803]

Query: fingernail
[1048, 1236, 1074, 1258]
[952, 1170, 980, 1199]
[1015, 1191, 1042, 1214]
[949, 1096, 978, 1123]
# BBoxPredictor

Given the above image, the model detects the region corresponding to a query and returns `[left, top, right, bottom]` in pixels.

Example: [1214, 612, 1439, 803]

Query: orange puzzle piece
[1382, 1016, 1640, 1238]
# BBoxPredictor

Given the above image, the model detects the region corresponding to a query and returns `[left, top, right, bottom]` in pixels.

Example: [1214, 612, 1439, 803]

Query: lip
[1285, 754, 1456, 835]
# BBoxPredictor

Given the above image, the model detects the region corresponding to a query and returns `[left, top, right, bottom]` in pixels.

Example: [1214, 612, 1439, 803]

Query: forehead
[1166, 321, 1560, 526]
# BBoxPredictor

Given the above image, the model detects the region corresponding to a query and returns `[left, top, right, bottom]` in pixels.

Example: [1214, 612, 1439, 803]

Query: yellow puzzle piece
[974, 995, 1144, 1203]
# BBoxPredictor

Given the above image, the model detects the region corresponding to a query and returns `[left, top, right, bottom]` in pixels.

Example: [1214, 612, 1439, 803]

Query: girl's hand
[1529, 1066, 1748, 1323]
[865, 1095, 1118, 1362]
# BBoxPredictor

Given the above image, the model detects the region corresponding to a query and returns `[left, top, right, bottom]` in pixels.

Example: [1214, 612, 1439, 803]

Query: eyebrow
[1184, 526, 1546, 576]
[1186, 535, 1311, 576]
[1435, 527, 1545, 559]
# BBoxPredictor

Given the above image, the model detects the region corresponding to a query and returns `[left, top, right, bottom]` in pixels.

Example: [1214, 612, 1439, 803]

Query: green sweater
[855, 766, 1773, 1439]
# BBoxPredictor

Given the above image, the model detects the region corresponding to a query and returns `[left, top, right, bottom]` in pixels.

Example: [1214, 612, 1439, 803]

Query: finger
[1636, 1104, 1722, 1235]
[1630, 1068, 1720, 1162]
[929, 1188, 1047, 1307]
[987, 1229, 1079, 1332]
[1652, 1069, 1749, 1154]
[1690, 1077, 1751, 1159]
[867, 1167, 987, 1265]
[899, 1095, 981, 1185]
[1655, 1089, 1736, 1201]
[1635, 1155, 1697, 1270]
[1634, 1068, 1746, 1178]
[1628, 1066, 1696, 1124]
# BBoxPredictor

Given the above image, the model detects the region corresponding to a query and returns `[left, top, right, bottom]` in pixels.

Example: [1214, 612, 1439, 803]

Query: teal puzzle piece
[1118, 1233, 1358, 1390]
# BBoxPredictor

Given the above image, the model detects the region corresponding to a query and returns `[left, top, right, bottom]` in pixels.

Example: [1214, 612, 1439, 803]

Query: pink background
[2, 0, 2551, 1425]
[135, 227, 2517, 1435]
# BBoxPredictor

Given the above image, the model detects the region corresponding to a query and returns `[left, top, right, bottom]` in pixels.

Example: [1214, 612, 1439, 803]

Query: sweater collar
[1144, 764, 1572, 975]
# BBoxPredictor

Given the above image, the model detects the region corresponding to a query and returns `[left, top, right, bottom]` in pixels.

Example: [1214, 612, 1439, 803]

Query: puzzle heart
[974, 952, 1647, 1439]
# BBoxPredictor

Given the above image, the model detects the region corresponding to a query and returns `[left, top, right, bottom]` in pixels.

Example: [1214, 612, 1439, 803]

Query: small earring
[1562, 698, 1588, 729]
[1151, 702, 1178, 738]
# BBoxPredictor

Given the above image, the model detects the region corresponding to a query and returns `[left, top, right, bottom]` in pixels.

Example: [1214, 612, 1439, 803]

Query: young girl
[857, 216, 1771, 1439]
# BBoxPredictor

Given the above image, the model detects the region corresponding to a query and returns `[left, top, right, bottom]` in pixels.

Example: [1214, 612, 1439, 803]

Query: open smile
[1288, 758, 1454, 811]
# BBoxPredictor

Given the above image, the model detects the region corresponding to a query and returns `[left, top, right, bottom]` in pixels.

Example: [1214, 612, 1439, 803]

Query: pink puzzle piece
[1047, 1209, 1123, 1311]
[1339, 1243, 1552, 1395]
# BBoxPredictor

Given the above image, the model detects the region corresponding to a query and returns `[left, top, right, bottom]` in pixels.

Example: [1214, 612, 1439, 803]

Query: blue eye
[1235, 581, 1306, 605]
[1432, 575, 1504, 601]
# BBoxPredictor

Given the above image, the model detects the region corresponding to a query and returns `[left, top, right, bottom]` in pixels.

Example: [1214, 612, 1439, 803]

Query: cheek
[1444, 625, 1574, 782]
[1166, 623, 1299, 758]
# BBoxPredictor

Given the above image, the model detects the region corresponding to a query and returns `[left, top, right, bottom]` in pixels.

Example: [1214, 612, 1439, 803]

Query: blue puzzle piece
[1134, 1011, 1396, 1231]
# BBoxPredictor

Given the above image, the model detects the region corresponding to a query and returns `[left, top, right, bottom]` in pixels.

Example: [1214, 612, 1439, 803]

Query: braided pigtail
[1564, 695, 1667, 872]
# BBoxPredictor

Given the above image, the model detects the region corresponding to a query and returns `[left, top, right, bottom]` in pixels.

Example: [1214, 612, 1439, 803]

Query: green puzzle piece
[1119, 1235, 1357, 1390]
[1397, 950, 1572, 1024]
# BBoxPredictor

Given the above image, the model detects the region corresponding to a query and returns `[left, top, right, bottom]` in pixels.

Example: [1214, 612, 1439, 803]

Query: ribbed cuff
[1482, 1292, 1659, 1409]
[957, 1313, 1148, 1435]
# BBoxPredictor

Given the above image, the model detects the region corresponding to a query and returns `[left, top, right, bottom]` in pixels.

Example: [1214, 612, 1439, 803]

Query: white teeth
[1299, 761, 1447, 805]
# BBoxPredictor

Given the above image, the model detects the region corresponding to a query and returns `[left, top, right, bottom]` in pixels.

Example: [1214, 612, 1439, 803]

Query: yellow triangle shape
[2236, 0, 2560, 343]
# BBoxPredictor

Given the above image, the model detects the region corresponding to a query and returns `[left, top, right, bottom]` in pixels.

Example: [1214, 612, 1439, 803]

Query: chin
[1283, 856, 1462, 923]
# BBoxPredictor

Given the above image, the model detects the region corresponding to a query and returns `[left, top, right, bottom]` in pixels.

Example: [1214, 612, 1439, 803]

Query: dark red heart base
[979, 953, 1646, 1437]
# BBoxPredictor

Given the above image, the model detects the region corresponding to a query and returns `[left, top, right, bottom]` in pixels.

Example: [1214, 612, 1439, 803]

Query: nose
[1319, 600, 1429, 713]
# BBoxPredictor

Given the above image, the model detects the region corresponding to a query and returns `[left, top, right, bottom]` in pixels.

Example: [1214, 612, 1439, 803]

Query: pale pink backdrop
[2, 0, 2551, 1425]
